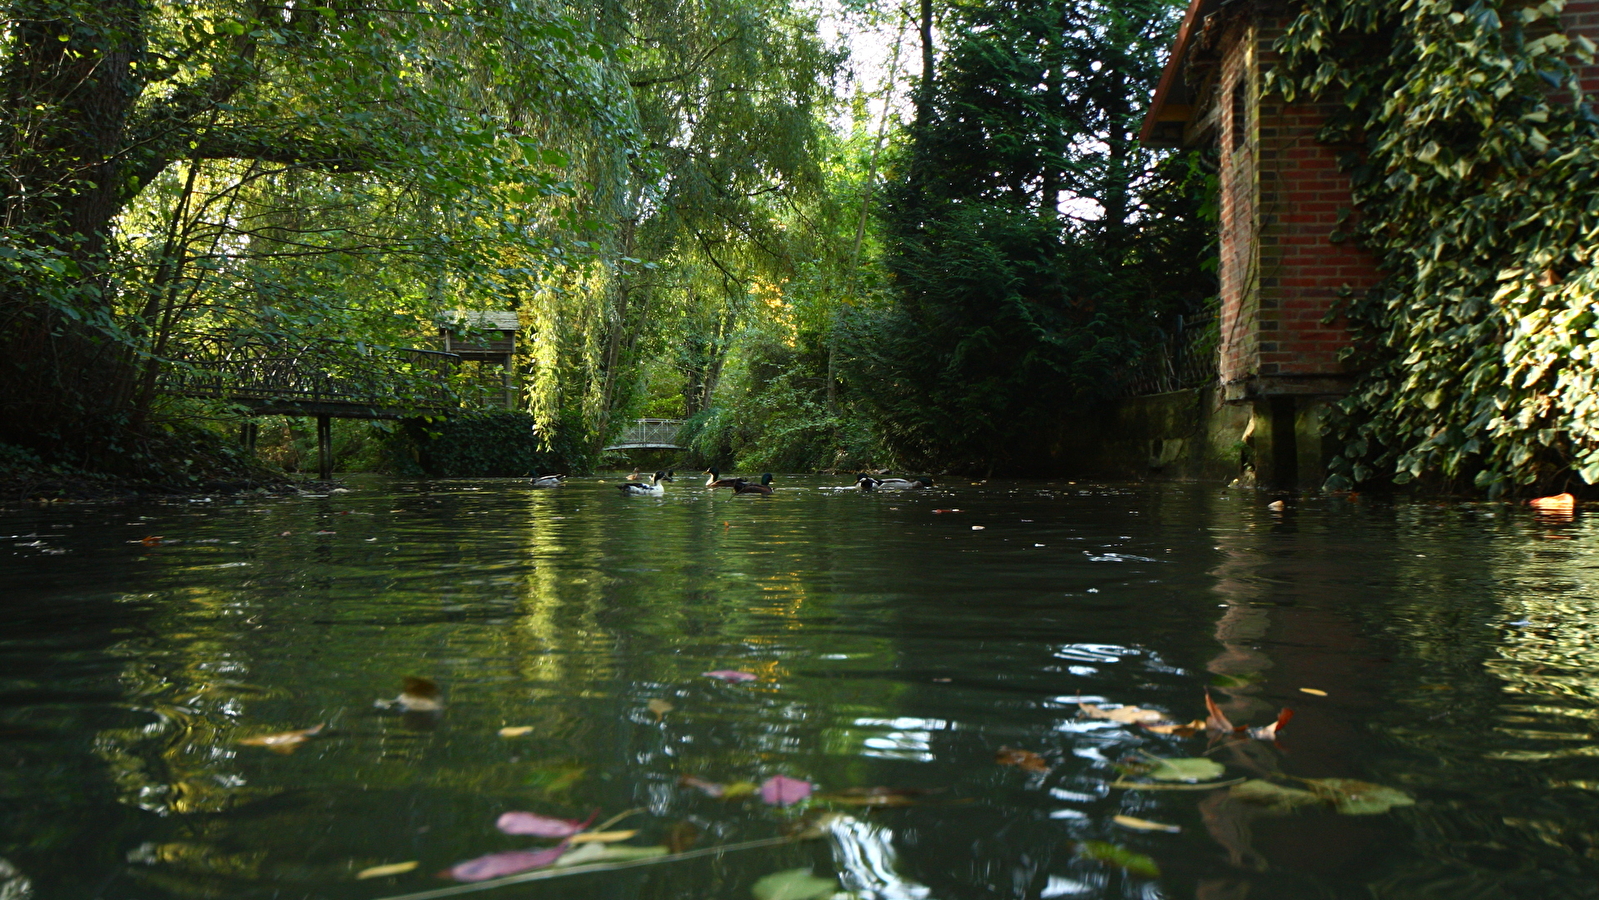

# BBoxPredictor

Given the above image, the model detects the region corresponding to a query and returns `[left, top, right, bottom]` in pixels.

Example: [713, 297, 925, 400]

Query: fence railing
[1116, 313, 1219, 397]
[605, 418, 686, 449]
[159, 333, 460, 411]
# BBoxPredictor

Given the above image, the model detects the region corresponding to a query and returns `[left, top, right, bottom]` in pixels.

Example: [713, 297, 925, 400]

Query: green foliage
[1272, 0, 1599, 495]
[853, 0, 1207, 470]
[399, 410, 591, 478]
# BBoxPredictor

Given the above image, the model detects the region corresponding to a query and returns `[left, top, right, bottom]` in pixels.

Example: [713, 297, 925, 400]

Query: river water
[3, 476, 1598, 900]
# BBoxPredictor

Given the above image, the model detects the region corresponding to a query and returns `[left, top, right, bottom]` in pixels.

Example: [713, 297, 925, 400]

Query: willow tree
[1, 0, 610, 469]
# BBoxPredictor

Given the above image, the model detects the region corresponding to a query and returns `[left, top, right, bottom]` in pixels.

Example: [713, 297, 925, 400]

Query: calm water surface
[3, 477, 1599, 900]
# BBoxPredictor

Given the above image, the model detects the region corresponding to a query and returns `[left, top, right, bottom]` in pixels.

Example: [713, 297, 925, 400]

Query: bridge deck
[603, 418, 685, 451]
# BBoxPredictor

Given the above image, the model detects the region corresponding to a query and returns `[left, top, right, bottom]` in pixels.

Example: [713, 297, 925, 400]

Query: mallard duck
[854, 473, 881, 491]
[704, 467, 740, 488]
[875, 476, 934, 490]
[619, 471, 668, 496]
[626, 468, 644, 481]
[530, 473, 565, 487]
[732, 473, 774, 495]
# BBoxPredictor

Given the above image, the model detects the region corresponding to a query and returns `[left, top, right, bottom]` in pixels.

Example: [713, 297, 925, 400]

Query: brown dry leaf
[1079, 703, 1167, 725]
[665, 820, 700, 854]
[996, 746, 1050, 772]
[1113, 815, 1181, 833]
[567, 830, 639, 844]
[499, 726, 534, 737]
[356, 861, 418, 880]
[1204, 690, 1237, 733]
[647, 699, 673, 720]
[1143, 719, 1207, 736]
[240, 723, 324, 754]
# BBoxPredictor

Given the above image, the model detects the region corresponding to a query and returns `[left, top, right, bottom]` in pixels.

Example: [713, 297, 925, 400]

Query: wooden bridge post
[238, 421, 258, 453]
[316, 415, 333, 480]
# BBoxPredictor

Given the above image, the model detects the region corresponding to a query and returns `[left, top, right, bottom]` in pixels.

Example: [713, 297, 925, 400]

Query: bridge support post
[316, 416, 332, 481]
[239, 421, 258, 454]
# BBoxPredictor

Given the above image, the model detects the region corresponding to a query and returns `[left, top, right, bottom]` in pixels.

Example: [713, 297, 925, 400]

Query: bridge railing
[160, 333, 460, 411]
[1116, 313, 1219, 397]
[605, 417, 686, 449]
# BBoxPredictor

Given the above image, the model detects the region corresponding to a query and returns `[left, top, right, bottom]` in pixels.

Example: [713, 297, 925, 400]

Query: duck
[626, 468, 644, 481]
[530, 473, 565, 487]
[854, 473, 881, 491]
[732, 473, 775, 496]
[875, 475, 934, 490]
[704, 467, 740, 488]
[619, 471, 668, 496]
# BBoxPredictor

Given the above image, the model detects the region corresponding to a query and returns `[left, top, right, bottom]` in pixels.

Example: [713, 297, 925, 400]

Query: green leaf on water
[1078, 841, 1161, 878]
[1305, 778, 1416, 815]
[553, 843, 669, 867]
[1141, 754, 1226, 782]
[1230, 779, 1323, 811]
[751, 868, 837, 900]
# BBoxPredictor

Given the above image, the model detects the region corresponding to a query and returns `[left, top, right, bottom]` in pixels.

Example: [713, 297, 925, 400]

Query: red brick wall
[1563, 1, 1599, 95]
[1215, 12, 1380, 389]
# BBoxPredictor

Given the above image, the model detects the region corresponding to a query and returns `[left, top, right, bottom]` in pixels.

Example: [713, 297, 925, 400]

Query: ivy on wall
[1270, 0, 1599, 495]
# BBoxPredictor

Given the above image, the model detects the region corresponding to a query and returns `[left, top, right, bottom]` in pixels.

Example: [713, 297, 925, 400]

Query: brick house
[1140, 0, 1599, 488]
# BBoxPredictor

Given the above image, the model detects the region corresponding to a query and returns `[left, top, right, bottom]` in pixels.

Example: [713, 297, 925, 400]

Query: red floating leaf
[760, 775, 813, 806]
[446, 844, 568, 882]
[1204, 690, 1238, 733]
[1247, 708, 1295, 741]
[495, 809, 596, 837]
[703, 670, 758, 683]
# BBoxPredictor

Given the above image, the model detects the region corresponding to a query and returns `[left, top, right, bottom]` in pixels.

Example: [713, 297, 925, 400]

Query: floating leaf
[496, 810, 596, 838]
[1080, 703, 1166, 725]
[1141, 755, 1225, 782]
[1246, 709, 1295, 740]
[1229, 779, 1322, 811]
[1143, 719, 1206, 736]
[760, 775, 813, 806]
[239, 723, 324, 754]
[665, 820, 701, 853]
[567, 830, 638, 844]
[1204, 691, 1236, 733]
[525, 763, 586, 794]
[1305, 778, 1416, 815]
[356, 861, 418, 880]
[1529, 492, 1576, 511]
[996, 747, 1050, 772]
[1078, 841, 1161, 878]
[499, 726, 534, 737]
[1113, 815, 1181, 833]
[751, 867, 837, 900]
[1299, 688, 1328, 697]
[1110, 778, 1244, 791]
[703, 670, 758, 683]
[679, 775, 725, 797]
[815, 787, 935, 807]
[647, 698, 674, 720]
[553, 843, 668, 867]
[447, 845, 568, 882]
[723, 781, 758, 799]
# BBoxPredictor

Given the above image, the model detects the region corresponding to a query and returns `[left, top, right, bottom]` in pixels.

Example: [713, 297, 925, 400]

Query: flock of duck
[526, 469, 936, 496]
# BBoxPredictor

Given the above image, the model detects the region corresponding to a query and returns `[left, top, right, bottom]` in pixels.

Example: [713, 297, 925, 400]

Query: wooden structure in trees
[439, 311, 521, 410]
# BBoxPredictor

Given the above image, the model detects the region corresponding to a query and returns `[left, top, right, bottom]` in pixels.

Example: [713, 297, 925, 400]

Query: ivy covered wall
[1271, 0, 1599, 495]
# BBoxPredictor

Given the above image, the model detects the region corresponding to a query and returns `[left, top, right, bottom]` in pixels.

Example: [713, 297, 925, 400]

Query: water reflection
[4, 482, 1599, 897]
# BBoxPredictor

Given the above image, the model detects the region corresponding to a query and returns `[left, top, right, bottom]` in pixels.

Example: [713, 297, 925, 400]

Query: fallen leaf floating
[815, 787, 938, 807]
[1205, 690, 1293, 740]
[1299, 688, 1328, 697]
[647, 698, 674, 720]
[724, 781, 759, 799]
[355, 861, 418, 880]
[566, 830, 638, 844]
[239, 723, 324, 754]
[1143, 719, 1207, 736]
[1077, 841, 1161, 879]
[552, 843, 668, 868]
[499, 726, 534, 737]
[377, 677, 444, 712]
[995, 747, 1050, 773]
[1529, 492, 1576, 512]
[496, 810, 598, 838]
[702, 670, 758, 683]
[1137, 754, 1226, 783]
[1113, 814, 1181, 834]
[1231, 777, 1415, 815]
[1079, 703, 1166, 725]
[751, 868, 838, 900]
[760, 775, 814, 807]
[446, 844, 569, 882]
[678, 775, 725, 797]
[1247, 708, 1295, 741]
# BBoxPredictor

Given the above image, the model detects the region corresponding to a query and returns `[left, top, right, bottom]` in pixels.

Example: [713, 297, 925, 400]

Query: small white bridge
[603, 418, 685, 451]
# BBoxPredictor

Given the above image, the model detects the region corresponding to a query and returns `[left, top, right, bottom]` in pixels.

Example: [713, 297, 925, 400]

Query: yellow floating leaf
[1299, 688, 1328, 697]
[499, 726, 534, 737]
[239, 723, 323, 754]
[568, 830, 639, 844]
[356, 861, 418, 880]
[647, 699, 673, 720]
[1113, 815, 1181, 833]
[1079, 703, 1165, 725]
[722, 781, 758, 799]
